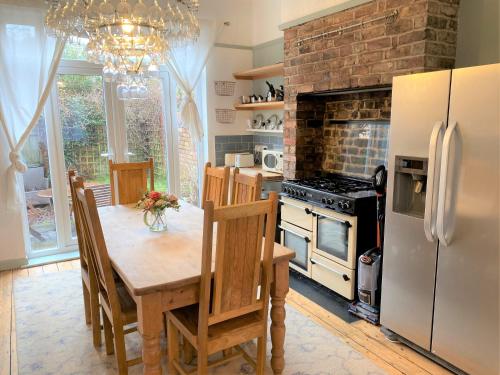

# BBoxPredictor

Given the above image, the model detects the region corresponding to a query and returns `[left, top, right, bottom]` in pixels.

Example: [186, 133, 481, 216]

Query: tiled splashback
[215, 134, 283, 166]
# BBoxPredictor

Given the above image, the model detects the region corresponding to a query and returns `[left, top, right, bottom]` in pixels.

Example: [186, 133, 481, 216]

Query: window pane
[125, 79, 168, 193]
[57, 74, 111, 237]
[22, 117, 57, 252]
[176, 86, 200, 206]
[62, 38, 88, 61]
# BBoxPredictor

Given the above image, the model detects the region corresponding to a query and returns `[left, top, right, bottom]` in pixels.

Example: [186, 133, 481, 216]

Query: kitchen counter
[217, 165, 283, 181]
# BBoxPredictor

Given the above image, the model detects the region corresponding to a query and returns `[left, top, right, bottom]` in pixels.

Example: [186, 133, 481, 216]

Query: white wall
[281, 0, 355, 24]
[199, 0, 254, 46]
[205, 47, 253, 164]
[252, 0, 283, 46]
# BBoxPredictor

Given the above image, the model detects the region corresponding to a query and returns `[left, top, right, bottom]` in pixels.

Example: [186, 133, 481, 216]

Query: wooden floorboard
[3, 260, 451, 375]
[27, 266, 44, 277]
[287, 289, 452, 375]
[57, 261, 73, 271]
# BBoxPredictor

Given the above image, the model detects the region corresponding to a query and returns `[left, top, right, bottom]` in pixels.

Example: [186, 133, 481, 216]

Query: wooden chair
[109, 158, 154, 205]
[74, 185, 142, 375]
[166, 192, 279, 375]
[230, 167, 263, 205]
[68, 170, 101, 349]
[201, 162, 230, 209]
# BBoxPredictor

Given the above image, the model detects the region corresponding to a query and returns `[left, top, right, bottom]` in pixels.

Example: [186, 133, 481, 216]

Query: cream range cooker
[279, 175, 377, 300]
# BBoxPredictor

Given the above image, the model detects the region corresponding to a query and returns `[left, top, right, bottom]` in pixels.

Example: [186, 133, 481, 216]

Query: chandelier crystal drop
[45, 0, 200, 99]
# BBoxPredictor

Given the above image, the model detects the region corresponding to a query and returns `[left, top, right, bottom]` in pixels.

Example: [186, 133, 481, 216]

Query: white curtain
[166, 19, 219, 143]
[0, 4, 65, 210]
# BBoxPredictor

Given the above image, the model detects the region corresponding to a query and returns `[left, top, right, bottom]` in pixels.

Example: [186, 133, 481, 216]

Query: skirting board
[0, 257, 28, 271]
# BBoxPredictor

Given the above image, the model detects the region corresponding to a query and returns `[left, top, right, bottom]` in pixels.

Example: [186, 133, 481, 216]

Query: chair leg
[90, 289, 101, 348]
[197, 343, 208, 375]
[167, 319, 180, 374]
[256, 336, 266, 375]
[183, 338, 194, 364]
[113, 324, 128, 375]
[102, 309, 114, 355]
[82, 281, 91, 325]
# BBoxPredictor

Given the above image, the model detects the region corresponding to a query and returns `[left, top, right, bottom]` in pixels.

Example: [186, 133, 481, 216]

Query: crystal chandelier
[45, 0, 200, 99]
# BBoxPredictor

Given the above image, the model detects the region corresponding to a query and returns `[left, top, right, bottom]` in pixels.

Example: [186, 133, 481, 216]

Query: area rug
[14, 270, 386, 375]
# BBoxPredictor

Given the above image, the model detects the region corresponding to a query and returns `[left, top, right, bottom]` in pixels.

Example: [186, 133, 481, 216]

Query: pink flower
[149, 191, 161, 200]
[168, 194, 178, 203]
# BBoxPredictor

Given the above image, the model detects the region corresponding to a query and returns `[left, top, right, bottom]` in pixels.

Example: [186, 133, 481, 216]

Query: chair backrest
[198, 192, 278, 333]
[109, 158, 154, 205]
[74, 184, 121, 322]
[201, 162, 230, 209]
[230, 168, 263, 205]
[68, 170, 88, 268]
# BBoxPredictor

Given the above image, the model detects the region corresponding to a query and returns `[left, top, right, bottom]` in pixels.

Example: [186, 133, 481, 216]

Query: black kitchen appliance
[348, 165, 387, 324]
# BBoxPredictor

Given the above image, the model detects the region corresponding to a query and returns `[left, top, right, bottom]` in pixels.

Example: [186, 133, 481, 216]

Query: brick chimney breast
[283, 0, 460, 179]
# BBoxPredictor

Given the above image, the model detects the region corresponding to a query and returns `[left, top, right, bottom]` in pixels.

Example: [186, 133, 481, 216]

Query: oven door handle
[279, 225, 311, 243]
[312, 211, 352, 227]
[281, 200, 313, 215]
[310, 258, 350, 281]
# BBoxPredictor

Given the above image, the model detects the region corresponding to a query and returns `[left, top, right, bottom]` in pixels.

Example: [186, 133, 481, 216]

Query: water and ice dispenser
[392, 156, 428, 218]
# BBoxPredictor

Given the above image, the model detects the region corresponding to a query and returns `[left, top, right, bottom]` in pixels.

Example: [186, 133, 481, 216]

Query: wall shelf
[234, 101, 284, 111]
[245, 128, 283, 134]
[233, 63, 284, 80]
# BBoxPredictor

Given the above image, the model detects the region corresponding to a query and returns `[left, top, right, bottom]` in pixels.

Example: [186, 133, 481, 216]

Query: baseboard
[0, 257, 28, 271]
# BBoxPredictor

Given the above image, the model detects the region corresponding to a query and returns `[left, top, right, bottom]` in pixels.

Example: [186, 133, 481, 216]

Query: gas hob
[281, 175, 376, 215]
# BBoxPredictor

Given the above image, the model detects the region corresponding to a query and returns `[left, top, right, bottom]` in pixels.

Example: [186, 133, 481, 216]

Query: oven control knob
[338, 201, 345, 209]
[344, 201, 351, 209]
[300, 190, 306, 197]
[321, 197, 327, 204]
[290, 188, 296, 196]
[327, 198, 334, 205]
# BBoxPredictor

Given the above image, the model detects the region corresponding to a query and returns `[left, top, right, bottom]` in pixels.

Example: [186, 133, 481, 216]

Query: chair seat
[101, 282, 137, 325]
[167, 304, 265, 355]
[116, 283, 137, 325]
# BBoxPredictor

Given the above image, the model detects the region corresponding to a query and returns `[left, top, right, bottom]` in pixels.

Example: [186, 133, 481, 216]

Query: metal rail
[296, 10, 398, 46]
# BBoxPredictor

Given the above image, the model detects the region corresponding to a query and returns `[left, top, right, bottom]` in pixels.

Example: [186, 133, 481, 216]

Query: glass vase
[143, 210, 168, 232]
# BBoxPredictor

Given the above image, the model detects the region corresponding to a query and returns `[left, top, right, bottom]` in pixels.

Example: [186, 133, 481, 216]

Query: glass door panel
[124, 79, 168, 193]
[316, 215, 350, 261]
[22, 117, 57, 252]
[56, 73, 110, 238]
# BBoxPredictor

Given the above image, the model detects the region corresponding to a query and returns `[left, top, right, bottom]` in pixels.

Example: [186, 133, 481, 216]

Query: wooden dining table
[98, 202, 295, 375]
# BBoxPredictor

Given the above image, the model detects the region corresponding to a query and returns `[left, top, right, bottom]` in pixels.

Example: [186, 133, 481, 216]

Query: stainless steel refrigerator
[380, 64, 499, 375]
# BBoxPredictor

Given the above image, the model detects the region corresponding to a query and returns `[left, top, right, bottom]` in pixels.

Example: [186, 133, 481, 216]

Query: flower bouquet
[137, 191, 180, 232]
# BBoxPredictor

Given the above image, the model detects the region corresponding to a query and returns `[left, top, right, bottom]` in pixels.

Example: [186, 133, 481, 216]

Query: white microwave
[262, 150, 283, 173]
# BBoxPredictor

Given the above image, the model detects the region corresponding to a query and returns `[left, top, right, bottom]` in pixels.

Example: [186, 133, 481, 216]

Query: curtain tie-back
[9, 151, 27, 173]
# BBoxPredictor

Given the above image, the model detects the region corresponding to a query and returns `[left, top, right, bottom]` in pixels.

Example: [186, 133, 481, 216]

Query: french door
[24, 60, 202, 258]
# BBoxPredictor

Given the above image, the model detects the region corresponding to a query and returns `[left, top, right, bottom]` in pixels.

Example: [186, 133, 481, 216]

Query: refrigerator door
[432, 64, 499, 375]
[380, 70, 451, 350]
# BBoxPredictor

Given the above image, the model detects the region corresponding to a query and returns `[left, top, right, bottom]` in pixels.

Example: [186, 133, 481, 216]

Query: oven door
[312, 206, 357, 269]
[280, 221, 312, 277]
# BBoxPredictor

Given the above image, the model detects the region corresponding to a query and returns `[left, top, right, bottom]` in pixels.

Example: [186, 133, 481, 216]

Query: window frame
[27, 56, 204, 258]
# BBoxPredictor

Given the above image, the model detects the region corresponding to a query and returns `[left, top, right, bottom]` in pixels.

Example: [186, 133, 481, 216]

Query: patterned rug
[14, 270, 386, 375]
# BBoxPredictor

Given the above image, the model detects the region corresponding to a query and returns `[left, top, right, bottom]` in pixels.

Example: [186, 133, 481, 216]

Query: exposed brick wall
[283, 0, 460, 178]
[296, 90, 391, 178]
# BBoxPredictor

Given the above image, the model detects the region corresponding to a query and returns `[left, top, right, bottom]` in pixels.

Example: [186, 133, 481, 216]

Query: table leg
[137, 293, 164, 375]
[270, 260, 289, 375]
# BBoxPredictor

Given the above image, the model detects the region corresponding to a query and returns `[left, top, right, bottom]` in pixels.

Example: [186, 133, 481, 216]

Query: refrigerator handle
[424, 121, 444, 242]
[436, 121, 458, 247]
